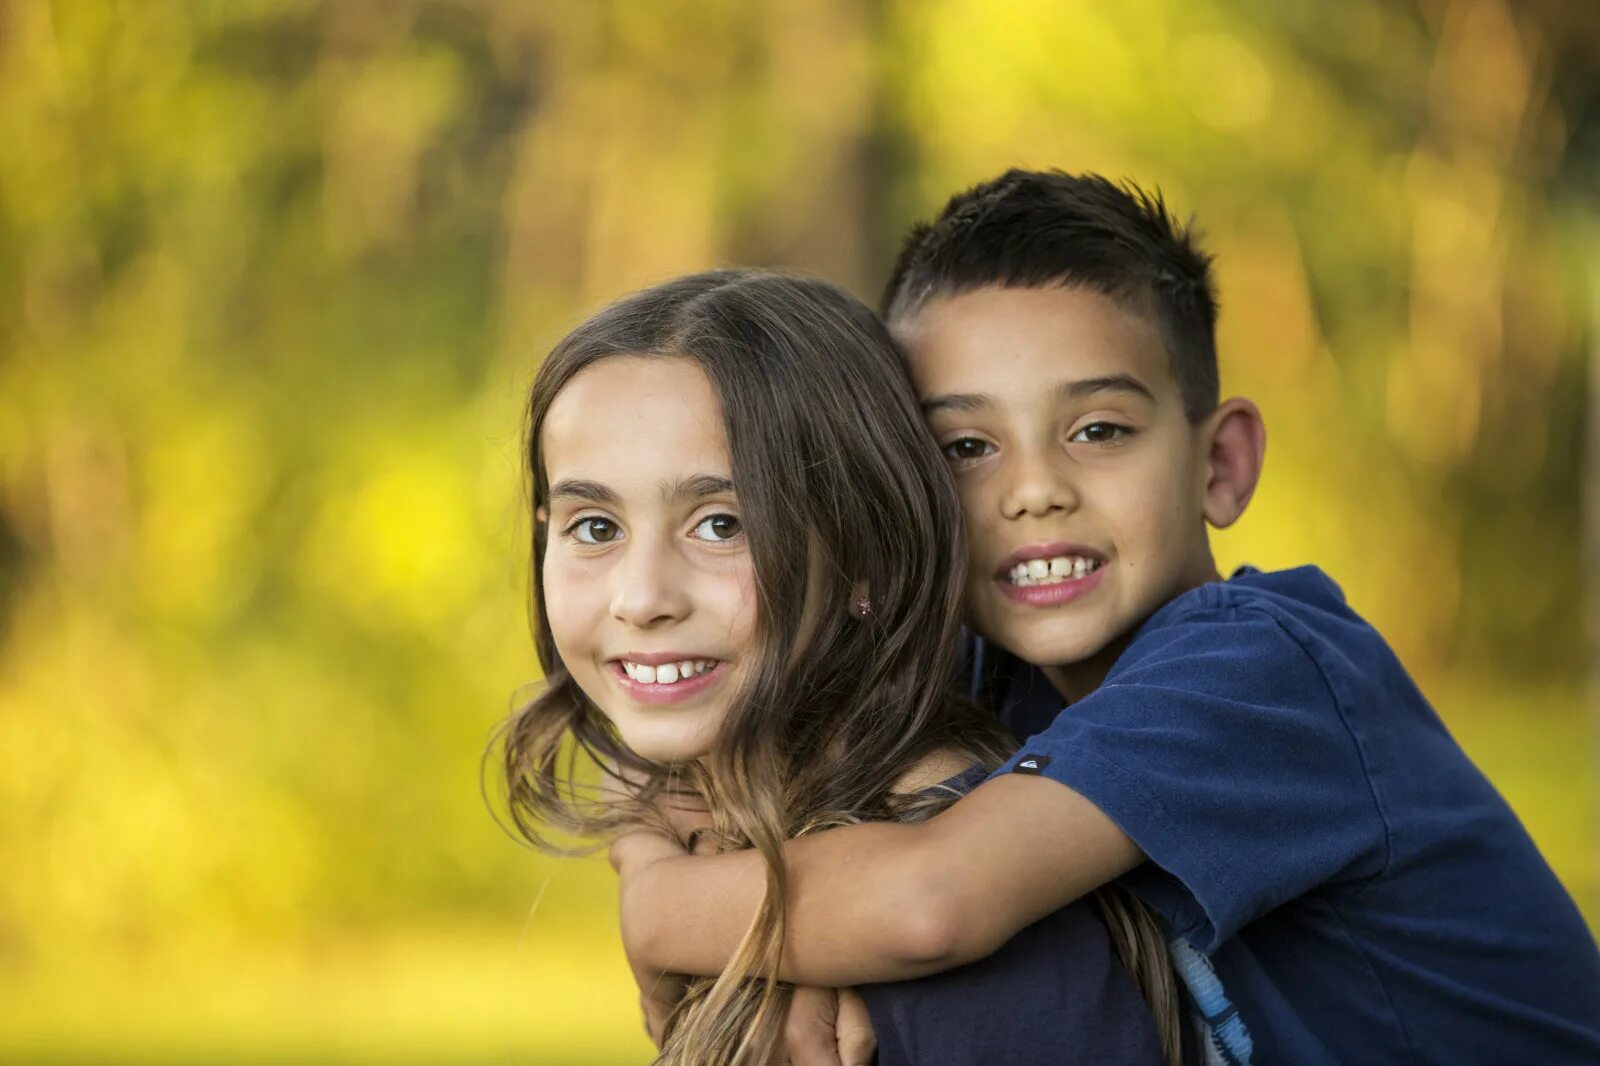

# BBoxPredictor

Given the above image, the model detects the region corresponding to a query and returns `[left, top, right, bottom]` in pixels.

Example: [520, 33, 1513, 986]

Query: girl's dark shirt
[856, 766, 1165, 1066]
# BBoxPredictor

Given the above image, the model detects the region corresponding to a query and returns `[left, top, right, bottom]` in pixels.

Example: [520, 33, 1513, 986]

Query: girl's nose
[609, 537, 691, 628]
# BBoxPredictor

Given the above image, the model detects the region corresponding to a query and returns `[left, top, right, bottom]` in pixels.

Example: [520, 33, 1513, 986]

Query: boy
[613, 171, 1600, 1063]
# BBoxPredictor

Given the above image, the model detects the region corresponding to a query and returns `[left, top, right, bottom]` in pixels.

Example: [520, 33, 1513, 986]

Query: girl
[496, 269, 1184, 1064]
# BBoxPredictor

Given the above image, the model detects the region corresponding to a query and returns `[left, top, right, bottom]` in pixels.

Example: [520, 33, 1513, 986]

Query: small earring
[851, 594, 872, 619]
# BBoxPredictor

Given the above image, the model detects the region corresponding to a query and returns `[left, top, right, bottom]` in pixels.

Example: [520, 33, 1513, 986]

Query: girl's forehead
[542, 355, 732, 490]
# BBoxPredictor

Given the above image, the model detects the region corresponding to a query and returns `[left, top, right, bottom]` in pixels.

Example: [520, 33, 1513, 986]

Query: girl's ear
[535, 506, 549, 524]
[848, 579, 872, 619]
[1199, 397, 1266, 529]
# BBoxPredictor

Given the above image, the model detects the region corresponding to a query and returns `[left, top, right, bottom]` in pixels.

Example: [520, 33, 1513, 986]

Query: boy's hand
[614, 830, 690, 1048]
[777, 986, 876, 1066]
[610, 824, 690, 1048]
[635, 960, 687, 1047]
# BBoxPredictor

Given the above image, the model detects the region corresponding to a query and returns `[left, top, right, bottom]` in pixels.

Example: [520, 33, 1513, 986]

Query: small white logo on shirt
[1020, 759, 1039, 769]
[1014, 754, 1052, 775]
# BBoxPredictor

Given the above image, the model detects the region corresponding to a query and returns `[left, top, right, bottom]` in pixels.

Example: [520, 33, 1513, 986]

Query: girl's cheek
[710, 560, 759, 646]
[542, 555, 607, 643]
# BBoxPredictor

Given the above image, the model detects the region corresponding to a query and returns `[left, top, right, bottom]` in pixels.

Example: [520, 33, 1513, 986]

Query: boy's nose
[1000, 449, 1079, 519]
[609, 540, 691, 628]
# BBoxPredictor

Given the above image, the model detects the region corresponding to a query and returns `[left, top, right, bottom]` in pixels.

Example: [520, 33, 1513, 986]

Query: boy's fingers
[776, 985, 844, 1066]
[834, 987, 877, 1066]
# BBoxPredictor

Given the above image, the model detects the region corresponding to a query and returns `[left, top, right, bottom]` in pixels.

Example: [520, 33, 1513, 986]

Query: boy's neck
[1040, 563, 1226, 705]
[1041, 636, 1132, 705]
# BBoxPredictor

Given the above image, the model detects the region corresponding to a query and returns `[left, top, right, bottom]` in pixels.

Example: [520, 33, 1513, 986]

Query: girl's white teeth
[623, 659, 717, 685]
[1008, 556, 1101, 586]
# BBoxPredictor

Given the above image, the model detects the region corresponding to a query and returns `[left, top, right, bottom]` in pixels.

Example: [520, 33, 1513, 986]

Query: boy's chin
[980, 615, 1122, 671]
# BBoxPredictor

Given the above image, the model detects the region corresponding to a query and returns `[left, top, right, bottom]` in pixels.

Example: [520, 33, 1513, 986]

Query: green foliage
[0, 0, 1593, 1060]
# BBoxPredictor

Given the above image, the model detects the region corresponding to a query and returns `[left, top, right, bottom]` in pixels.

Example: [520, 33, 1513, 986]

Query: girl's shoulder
[891, 749, 986, 796]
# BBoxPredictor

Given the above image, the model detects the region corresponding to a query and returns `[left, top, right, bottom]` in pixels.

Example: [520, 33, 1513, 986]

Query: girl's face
[539, 355, 756, 764]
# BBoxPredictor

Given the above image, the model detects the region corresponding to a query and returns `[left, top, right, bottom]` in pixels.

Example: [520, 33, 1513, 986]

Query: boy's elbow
[875, 846, 996, 971]
[885, 888, 965, 967]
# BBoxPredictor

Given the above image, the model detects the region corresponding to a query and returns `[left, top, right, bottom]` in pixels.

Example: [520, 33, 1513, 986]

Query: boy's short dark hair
[882, 169, 1220, 420]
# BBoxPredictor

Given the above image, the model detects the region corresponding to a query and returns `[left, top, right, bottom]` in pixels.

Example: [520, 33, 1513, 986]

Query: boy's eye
[941, 437, 996, 463]
[568, 516, 621, 544]
[692, 513, 742, 543]
[1069, 422, 1131, 444]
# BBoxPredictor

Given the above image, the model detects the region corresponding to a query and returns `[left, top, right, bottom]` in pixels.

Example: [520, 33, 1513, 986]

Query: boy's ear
[535, 506, 549, 524]
[1199, 397, 1266, 529]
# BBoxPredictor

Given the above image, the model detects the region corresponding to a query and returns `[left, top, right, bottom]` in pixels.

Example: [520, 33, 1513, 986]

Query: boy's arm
[616, 773, 1142, 987]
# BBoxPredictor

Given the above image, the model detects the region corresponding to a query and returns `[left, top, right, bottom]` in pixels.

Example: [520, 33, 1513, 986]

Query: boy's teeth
[623, 659, 717, 684]
[1007, 556, 1101, 586]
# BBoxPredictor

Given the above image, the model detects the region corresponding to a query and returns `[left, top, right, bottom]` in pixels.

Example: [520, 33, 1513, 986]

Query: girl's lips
[995, 563, 1107, 607]
[609, 660, 727, 704]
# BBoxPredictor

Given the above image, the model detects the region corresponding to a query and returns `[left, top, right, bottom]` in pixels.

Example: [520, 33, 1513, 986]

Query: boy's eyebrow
[1058, 374, 1157, 404]
[921, 392, 993, 415]
[920, 374, 1156, 416]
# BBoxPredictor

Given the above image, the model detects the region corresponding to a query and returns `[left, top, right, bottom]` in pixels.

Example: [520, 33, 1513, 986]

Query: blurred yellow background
[1, 1, 1596, 1063]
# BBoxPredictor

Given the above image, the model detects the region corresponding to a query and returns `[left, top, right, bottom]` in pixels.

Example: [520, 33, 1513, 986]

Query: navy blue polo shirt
[981, 566, 1600, 1064]
[859, 769, 1166, 1066]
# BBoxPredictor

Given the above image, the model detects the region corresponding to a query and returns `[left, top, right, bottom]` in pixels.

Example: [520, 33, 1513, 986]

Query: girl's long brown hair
[493, 270, 1187, 1064]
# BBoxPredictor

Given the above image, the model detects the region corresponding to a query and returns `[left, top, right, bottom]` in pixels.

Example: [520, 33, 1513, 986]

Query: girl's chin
[615, 726, 717, 766]
[630, 744, 709, 764]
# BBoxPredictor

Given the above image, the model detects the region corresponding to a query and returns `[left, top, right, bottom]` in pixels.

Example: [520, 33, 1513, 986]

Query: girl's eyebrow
[547, 478, 618, 506]
[665, 474, 735, 501]
[548, 475, 734, 506]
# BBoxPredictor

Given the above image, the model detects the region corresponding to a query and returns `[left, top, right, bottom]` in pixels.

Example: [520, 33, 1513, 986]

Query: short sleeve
[992, 606, 1390, 951]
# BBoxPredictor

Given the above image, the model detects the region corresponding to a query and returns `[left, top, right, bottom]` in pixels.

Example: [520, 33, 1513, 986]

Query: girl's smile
[609, 656, 730, 704]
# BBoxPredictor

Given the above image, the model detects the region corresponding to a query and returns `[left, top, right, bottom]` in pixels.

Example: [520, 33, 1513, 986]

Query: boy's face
[895, 285, 1219, 694]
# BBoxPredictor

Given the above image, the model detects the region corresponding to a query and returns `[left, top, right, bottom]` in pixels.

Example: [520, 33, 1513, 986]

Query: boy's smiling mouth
[994, 543, 1108, 606]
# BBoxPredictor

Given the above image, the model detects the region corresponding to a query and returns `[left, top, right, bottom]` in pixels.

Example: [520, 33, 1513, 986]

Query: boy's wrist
[614, 834, 696, 977]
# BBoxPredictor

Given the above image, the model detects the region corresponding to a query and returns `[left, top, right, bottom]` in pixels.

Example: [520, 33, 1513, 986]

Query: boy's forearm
[620, 775, 1144, 987]
[621, 819, 955, 986]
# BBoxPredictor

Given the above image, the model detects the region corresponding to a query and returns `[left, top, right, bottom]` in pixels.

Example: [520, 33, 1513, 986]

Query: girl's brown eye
[694, 513, 742, 543]
[570, 517, 620, 544]
[941, 437, 995, 462]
